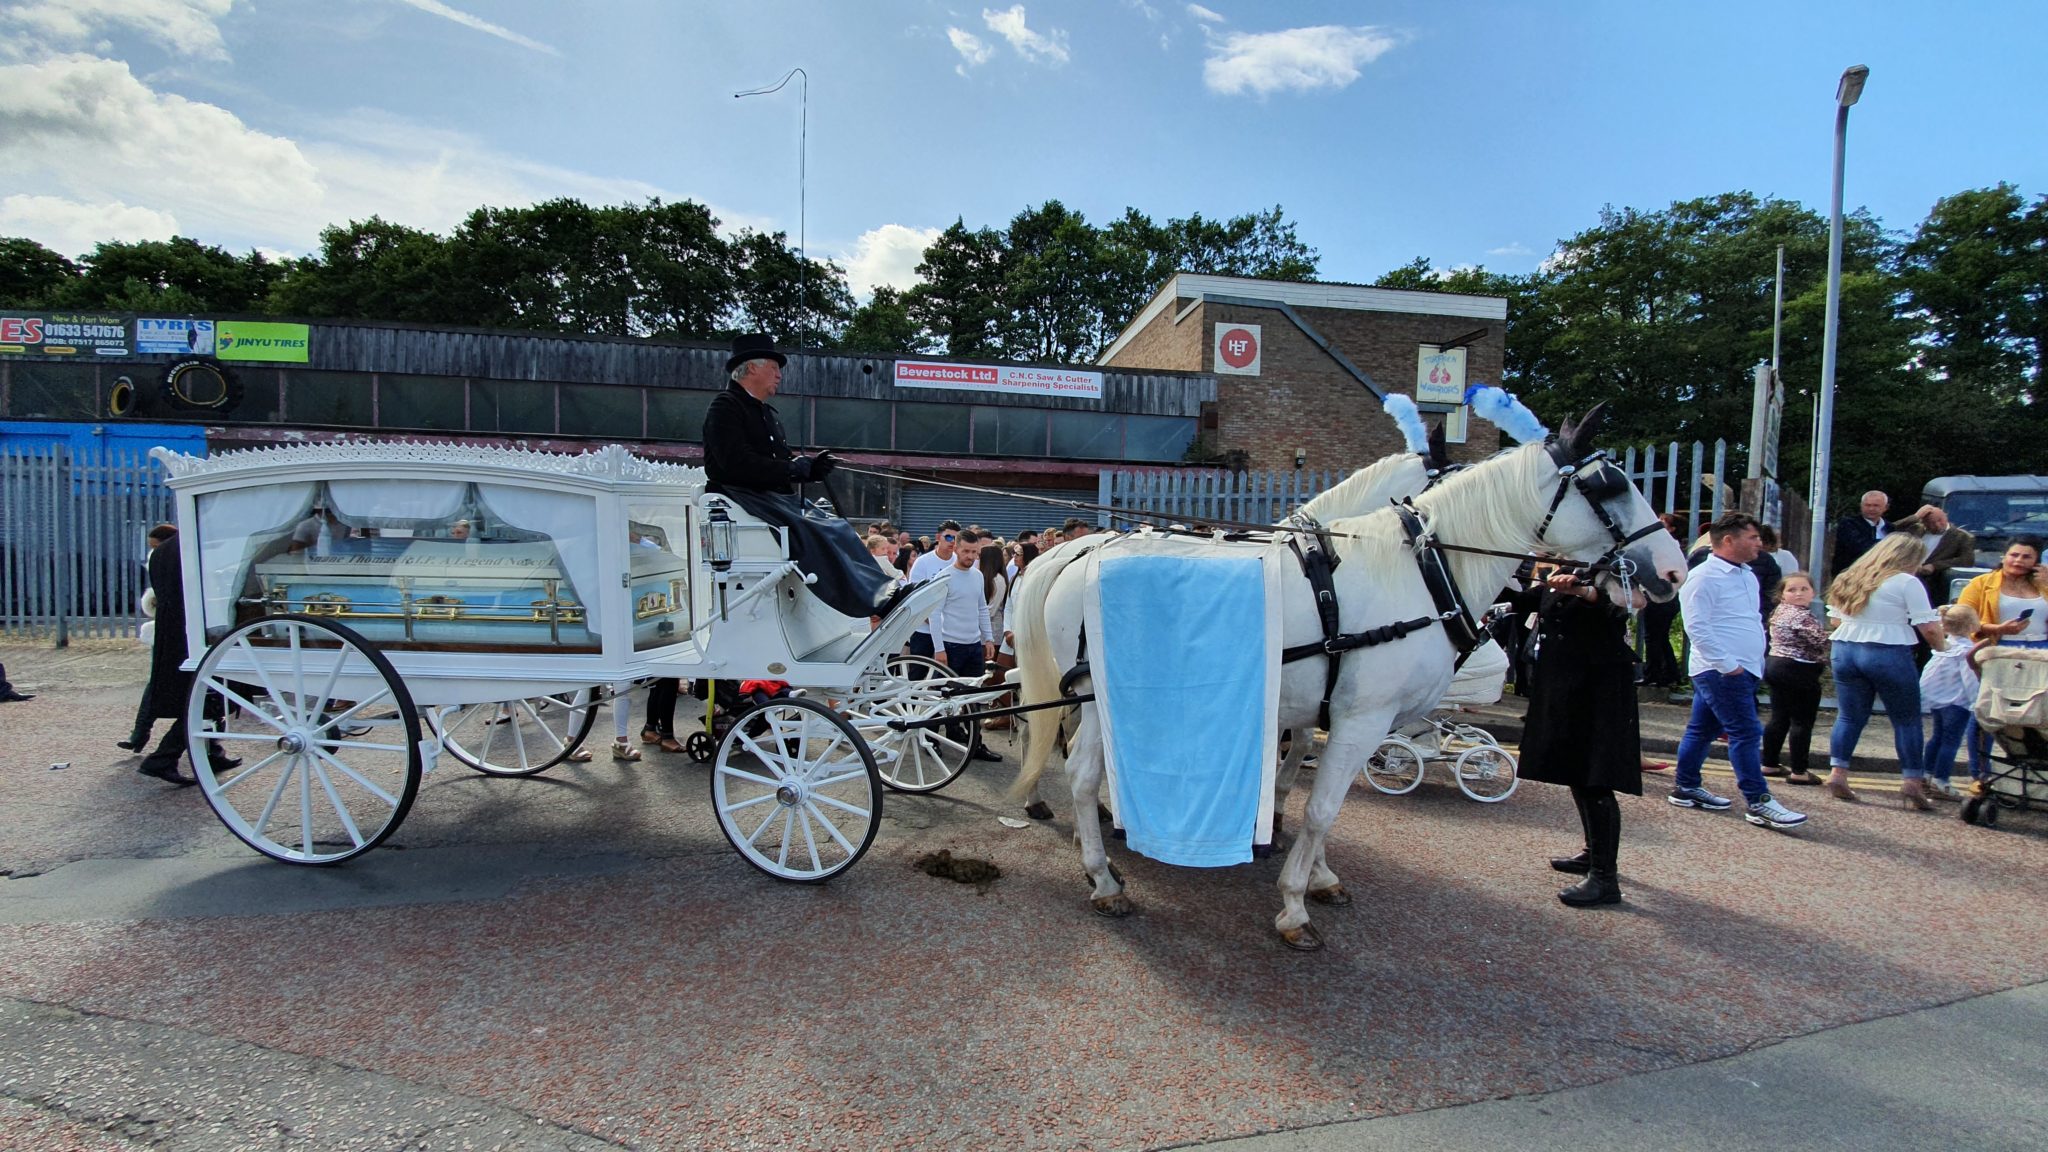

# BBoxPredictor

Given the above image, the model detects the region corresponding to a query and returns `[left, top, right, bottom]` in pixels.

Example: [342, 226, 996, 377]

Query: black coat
[1832, 515, 1884, 577]
[145, 535, 192, 720]
[1512, 586, 1643, 795]
[702, 383, 799, 495]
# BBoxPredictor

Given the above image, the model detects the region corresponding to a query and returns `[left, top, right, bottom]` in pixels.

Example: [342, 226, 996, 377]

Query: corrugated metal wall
[895, 486, 1097, 539]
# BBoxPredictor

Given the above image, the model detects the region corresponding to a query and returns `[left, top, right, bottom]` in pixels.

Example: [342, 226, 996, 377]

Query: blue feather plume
[1382, 393, 1431, 454]
[1464, 384, 1549, 444]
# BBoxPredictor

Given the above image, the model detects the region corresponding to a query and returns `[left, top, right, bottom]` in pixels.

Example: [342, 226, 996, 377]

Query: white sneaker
[1745, 794, 1808, 830]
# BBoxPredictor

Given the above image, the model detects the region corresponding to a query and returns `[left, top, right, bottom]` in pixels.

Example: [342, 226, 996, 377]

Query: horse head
[1539, 404, 1686, 604]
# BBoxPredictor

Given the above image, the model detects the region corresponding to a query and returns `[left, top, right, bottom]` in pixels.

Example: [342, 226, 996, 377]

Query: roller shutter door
[894, 484, 1096, 539]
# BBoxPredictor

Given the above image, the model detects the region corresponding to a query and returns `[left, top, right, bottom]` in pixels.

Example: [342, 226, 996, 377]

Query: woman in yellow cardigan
[1955, 535, 2047, 648]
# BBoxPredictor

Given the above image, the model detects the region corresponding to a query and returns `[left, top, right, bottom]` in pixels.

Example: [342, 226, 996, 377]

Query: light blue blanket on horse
[1091, 548, 1278, 867]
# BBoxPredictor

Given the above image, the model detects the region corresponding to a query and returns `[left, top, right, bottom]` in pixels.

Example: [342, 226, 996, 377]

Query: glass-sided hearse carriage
[154, 440, 989, 880]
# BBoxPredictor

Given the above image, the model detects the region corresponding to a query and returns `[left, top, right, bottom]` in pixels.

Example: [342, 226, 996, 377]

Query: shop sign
[0, 311, 131, 356]
[137, 317, 216, 355]
[894, 359, 1102, 400]
[1416, 345, 1466, 405]
[1214, 323, 1262, 376]
[217, 321, 310, 362]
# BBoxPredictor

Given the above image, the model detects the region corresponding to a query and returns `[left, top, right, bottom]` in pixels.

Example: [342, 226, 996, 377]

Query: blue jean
[1926, 705, 1973, 786]
[1829, 641, 1926, 779]
[1676, 669, 1769, 802]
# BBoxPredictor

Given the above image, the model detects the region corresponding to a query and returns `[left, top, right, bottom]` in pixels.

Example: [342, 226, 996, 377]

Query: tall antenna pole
[735, 67, 809, 348]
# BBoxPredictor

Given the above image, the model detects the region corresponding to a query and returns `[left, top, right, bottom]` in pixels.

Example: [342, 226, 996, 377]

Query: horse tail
[1007, 539, 1093, 805]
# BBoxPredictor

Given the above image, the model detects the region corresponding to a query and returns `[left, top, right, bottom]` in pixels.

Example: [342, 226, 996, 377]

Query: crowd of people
[1508, 493, 2046, 908]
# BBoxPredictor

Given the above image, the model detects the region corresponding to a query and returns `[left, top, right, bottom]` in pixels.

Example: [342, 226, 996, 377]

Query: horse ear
[1426, 421, 1450, 471]
[1565, 402, 1608, 459]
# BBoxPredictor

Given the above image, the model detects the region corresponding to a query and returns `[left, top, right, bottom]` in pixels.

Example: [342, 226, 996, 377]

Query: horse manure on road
[914, 849, 1001, 891]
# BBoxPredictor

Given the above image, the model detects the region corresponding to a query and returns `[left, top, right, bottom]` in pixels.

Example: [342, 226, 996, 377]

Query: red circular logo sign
[1218, 327, 1259, 369]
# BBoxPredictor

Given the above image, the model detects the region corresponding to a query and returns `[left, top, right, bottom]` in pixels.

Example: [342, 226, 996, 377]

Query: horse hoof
[1093, 894, 1135, 918]
[1024, 801, 1053, 821]
[1279, 923, 1324, 951]
[1308, 884, 1352, 907]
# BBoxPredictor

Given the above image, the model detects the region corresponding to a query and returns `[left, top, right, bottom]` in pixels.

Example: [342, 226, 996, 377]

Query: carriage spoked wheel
[187, 614, 423, 865]
[711, 695, 884, 882]
[1453, 745, 1519, 803]
[858, 653, 982, 793]
[1363, 737, 1426, 795]
[436, 688, 598, 777]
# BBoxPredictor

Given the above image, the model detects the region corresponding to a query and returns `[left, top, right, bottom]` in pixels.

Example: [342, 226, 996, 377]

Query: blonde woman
[1825, 533, 1948, 809]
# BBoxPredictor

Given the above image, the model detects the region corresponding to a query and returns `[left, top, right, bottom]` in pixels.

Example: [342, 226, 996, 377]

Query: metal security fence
[1098, 468, 1349, 527]
[1, 445, 171, 644]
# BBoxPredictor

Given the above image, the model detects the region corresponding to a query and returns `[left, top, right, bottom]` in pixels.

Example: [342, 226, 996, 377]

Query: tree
[720, 228, 854, 345]
[999, 200, 1102, 363]
[840, 286, 924, 353]
[1373, 259, 1555, 392]
[1900, 184, 2047, 402]
[906, 219, 1007, 358]
[267, 217, 482, 324]
[626, 198, 735, 339]
[53, 237, 278, 313]
[0, 237, 77, 307]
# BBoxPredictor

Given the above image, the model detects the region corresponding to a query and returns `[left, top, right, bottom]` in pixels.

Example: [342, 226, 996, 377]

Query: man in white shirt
[929, 528, 1004, 763]
[1672, 512, 1808, 830]
[905, 520, 961, 665]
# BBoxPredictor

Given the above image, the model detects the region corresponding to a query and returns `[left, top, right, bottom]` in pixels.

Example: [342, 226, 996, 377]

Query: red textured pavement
[3, 646, 2046, 1150]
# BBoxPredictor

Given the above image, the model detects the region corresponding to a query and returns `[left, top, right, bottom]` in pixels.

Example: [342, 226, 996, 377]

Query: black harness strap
[1395, 504, 1487, 670]
[1285, 530, 1347, 729]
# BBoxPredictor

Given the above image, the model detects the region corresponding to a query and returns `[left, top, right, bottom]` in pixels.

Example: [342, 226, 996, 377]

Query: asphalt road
[3, 641, 2044, 1151]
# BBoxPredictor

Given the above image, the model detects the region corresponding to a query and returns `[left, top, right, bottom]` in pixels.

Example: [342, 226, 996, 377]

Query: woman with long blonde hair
[1825, 532, 1949, 808]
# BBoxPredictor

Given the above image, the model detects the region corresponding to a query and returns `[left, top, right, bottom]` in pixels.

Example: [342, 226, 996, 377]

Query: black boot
[1549, 850, 1591, 874]
[1559, 870, 1621, 906]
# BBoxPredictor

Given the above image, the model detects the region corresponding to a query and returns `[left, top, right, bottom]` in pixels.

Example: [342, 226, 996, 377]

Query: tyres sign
[0, 312, 131, 356]
[216, 321, 310, 362]
[137, 318, 216, 355]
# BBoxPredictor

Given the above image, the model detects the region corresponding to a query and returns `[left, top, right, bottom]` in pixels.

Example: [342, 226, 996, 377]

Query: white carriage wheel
[187, 614, 423, 865]
[1364, 737, 1427, 795]
[868, 653, 982, 793]
[711, 695, 884, 883]
[1453, 745, 1519, 803]
[437, 687, 599, 777]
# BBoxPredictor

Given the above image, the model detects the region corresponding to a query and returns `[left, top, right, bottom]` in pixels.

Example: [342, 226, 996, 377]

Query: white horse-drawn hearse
[153, 440, 997, 881]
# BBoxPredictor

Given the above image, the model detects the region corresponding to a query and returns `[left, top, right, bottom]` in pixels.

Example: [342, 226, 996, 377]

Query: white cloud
[391, 0, 558, 56]
[1202, 25, 1398, 96]
[837, 224, 940, 299]
[1486, 242, 1536, 258]
[0, 194, 179, 257]
[1186, 4, 1225, 23]
[981, 5, 1070, 65]
[1537, 247, 1578, 274]
[0, 0, 237, 61]
[947, 26, 993, 74]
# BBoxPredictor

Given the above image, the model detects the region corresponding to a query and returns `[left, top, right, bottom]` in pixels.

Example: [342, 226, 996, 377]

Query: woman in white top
[1825, 533, 1948, 809]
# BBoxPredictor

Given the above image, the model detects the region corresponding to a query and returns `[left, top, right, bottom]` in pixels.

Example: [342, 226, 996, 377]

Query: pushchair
[1960, 646, 2048, 829]
[679, 678, 793, 763]
[1365, 637, 1520, 802]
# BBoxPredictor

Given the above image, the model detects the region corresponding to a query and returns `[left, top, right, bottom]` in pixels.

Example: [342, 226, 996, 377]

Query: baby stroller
[680, 678, 793, 764]
[1365, 637, 1520, 802]
[1961, 646, 2048, 829]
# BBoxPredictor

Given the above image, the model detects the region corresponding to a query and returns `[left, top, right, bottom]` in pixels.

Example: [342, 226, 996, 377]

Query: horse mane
[1298, 452, 1424, 522]
[1320, 443, 1554, 603]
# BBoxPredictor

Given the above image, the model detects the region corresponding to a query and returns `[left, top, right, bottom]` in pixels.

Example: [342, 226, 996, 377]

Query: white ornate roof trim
[150, 440, 706, 484]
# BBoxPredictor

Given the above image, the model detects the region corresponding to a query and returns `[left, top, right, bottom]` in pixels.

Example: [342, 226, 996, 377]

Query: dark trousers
[1640, 598, 1682, 686]
[1570, 786, 1621, 875]
[646, 678, 680, 736]
[139, 695, 226, 772]
[1762, 656, 1823, 774]
[942, 640, 988, 678]
[907, 631, 937, 679]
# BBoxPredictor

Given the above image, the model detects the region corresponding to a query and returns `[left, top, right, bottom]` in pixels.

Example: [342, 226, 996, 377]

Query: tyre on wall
[108, 375, 148, 418]
[161, 357, 243, 414]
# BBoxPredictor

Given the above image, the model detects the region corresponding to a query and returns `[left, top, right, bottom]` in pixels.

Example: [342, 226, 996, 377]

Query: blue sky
[3, 1, 2042, 297]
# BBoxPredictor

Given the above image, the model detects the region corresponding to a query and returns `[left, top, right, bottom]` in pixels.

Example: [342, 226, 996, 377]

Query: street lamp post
[1805, 64, 1869, 595]
[735, 67, 808, 348]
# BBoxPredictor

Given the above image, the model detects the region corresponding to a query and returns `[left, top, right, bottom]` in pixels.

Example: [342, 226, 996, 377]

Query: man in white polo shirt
[1672, 512, 1807, 830]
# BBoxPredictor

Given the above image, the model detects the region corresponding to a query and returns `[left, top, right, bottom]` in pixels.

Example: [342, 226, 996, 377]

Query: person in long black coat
[1511, 567, 1644, 907]
[135, 527, 234, 785]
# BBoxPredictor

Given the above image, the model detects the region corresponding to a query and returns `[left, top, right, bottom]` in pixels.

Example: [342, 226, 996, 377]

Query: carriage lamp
[705, 502, 735, 573]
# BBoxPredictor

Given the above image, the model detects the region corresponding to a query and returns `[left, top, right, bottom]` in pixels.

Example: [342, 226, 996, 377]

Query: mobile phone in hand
[2018, 608, 2036, 623]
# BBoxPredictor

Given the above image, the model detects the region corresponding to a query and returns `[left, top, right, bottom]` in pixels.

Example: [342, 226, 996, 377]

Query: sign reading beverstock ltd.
[893, 360, 1103, 400]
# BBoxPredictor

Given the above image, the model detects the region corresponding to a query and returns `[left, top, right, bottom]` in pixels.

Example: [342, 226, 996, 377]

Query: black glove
[789, 454, 814, 483]
[808, 450, 839, 481]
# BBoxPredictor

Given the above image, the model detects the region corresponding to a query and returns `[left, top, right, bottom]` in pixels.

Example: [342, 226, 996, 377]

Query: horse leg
[1068, 711, 1130, 917]
[1269, 730, 1312, 851]
[1275, 735, 1369, 949]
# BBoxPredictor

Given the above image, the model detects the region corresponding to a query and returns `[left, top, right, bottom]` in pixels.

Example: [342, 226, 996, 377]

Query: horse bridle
[1534, 448, 1667, 597]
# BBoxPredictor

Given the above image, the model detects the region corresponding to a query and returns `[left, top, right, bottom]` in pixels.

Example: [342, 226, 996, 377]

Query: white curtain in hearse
[197, 482, 317, 630]
[474, 483, 603, 630]
[324, 478, 466, 528]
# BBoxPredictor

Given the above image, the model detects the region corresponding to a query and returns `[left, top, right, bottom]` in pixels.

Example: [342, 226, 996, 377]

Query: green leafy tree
[906, 219, 1007, 358]
[1900, 183, 2047, 402]
[840, 285, 924, 353]
[0, 237, 78, 307]
[53, 236, 278, 313]
[720, 228, 854, 346]
[267, 217, 482, 324]
[999, 200, 1102, 363]
[626, 198, 735, 339]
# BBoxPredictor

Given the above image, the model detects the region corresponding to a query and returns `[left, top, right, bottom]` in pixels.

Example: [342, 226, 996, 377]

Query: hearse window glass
[285, 371, 374, 426]
[1049, 410, 1124, 460]
[895, 402, 969, 454]
[560, 383, 646, 440]
[378, 375, 467, 431]
[627, 503, 694, 650]
[228, 479, 602, 653]
[1123, 415, 1197, 462]
[647, 388, 714, 442]
[471, 379, 556, 435]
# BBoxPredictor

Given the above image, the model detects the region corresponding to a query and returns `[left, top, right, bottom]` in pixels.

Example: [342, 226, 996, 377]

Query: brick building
[1099, 273, 1509, 471]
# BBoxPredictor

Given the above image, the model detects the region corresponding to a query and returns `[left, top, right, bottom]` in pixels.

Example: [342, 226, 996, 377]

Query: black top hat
[726, 333, 788, 373]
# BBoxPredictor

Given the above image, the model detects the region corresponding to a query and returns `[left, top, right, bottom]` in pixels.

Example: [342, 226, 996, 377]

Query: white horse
[1008, 442, 1446, 821]
[1012, 406, 1687, 949]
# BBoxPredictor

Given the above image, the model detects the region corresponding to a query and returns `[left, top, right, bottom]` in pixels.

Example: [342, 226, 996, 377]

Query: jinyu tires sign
[216, 321, 311, 362]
